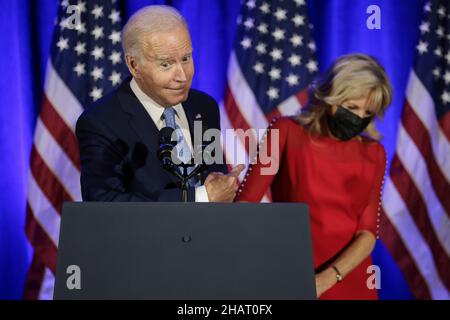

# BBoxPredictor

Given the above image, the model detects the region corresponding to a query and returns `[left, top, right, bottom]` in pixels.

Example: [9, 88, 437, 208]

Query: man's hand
[204, 164, 245, 202]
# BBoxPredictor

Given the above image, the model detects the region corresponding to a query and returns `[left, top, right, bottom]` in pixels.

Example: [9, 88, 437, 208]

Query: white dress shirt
[129, 78, 209, 202]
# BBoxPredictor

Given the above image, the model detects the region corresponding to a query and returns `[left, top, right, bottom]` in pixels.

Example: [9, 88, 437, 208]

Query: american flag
[220, 0, 318, 189]
[24, 0, 128, 299]
[381, 0, 450, 299]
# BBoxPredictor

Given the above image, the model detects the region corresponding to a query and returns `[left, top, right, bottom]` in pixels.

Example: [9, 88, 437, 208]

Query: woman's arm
[234, 118, 289, 202]
[316, 143, 387, 298]
[315, 230, 376, 298]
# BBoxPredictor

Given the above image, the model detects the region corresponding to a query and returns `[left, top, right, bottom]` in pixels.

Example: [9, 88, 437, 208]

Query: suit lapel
[117, 81, 159, 155]
[182, 101, 195, 147]
[116, 80, 180, 185]
[182, 98, 212, 183]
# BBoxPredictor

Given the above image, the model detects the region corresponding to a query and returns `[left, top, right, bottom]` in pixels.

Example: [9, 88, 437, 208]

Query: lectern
[54, 202, 316, 300]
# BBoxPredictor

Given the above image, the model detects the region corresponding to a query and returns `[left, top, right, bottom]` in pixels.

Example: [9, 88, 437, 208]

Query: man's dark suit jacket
[75, 79, 227, 202]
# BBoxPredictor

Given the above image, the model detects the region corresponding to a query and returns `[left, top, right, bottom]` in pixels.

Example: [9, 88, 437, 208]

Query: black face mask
[327, 105, 372, 141]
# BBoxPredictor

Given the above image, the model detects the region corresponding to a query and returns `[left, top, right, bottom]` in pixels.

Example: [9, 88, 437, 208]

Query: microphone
[186, 143, 214, 181]
[157, 127, 176, 169]
[158, 127, 213, 192]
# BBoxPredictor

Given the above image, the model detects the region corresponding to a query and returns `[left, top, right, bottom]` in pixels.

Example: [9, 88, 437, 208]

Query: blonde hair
[122, 5, 188, 61]
[297, 53, 393, 140]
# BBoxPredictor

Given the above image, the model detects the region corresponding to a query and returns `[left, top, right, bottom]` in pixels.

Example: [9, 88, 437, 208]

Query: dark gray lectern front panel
[54, 202, 315, 299]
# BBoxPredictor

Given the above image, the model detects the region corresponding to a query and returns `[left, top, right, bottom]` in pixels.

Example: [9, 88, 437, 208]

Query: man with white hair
[76, 5, 243, 202]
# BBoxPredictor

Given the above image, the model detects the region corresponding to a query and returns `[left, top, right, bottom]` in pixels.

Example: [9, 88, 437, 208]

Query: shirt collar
[129, 78, 184, 124]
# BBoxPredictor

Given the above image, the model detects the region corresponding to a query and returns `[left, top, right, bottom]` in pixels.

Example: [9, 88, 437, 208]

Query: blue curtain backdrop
[0, 0, 425, 299]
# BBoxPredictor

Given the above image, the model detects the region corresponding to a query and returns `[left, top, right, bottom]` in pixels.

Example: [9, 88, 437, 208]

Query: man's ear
[125, 54, 139, 79]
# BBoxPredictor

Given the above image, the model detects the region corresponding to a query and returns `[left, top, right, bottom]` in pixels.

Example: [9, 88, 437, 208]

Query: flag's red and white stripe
[221, 50, 308, 202]
[24, 61, 83, 300]
[382, 70, 450, 299]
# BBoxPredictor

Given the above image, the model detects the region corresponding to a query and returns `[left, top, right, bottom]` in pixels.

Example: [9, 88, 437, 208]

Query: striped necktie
[162, 107, 198, 186]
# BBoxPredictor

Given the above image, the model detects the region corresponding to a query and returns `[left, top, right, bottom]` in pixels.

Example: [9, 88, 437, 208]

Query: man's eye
[160, 62, 171, 68]
[182, 55, 191, 63]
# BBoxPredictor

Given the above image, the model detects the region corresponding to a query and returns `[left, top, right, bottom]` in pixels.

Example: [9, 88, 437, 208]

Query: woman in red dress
[235, 54, 393, 300]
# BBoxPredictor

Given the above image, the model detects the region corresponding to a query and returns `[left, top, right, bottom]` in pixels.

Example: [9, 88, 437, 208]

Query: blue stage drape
[0, 0, 425, 299]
